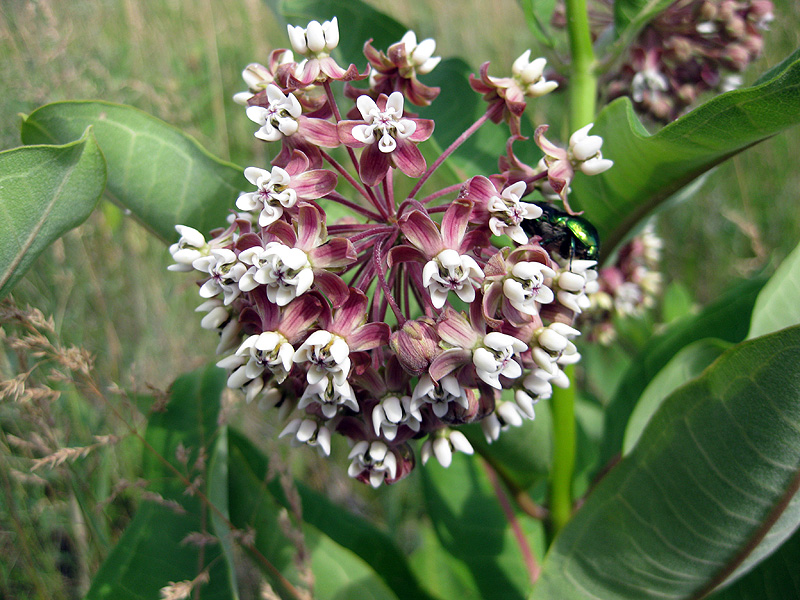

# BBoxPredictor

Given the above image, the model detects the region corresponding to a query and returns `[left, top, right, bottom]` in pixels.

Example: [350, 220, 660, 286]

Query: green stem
[565, 0, 598, 129]
[549, 364, 577, 536]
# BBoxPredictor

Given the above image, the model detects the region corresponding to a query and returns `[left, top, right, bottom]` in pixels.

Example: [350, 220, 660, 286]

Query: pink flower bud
[389, 318, 441, 376]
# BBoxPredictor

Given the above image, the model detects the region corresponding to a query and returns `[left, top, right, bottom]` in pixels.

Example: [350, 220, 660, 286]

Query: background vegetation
[1, 0, 798, 597]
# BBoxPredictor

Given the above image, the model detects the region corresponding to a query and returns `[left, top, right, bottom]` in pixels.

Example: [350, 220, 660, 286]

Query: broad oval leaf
[707, 526, 800, 600]
[86, 366, 235, 600]
[622, 338, 730, 454]
[748, 239, 800, 339]
[533, 325, 800, 600]
[600, 275, 766, 465]
[572, 48, 800, 258]
[0, 129, 106, 299]
[20, 101, 243, 242]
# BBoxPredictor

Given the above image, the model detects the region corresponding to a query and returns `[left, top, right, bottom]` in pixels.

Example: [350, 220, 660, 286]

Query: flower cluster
[605, 0, 774, 121]
[581, 224, 663, 344]
[170, 19, 613, 486]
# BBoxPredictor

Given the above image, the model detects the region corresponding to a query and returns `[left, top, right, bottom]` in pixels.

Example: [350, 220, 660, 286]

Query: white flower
[195, 299, 229, 330]
[532, 323, 581, 375]
[556, 259, 597, 314]
[515, 367, 571, 419]
[568, 124, 613, 176]
[473, 332, 528, 389]
[168, 225, 208, 272]
[298, 377, 358, 419]
[293, 330, 351, 386]
[512, 50, 558, 97]
[193, 249, 247, 305]
[287, 17, 339, 55]
[631, 69, 669, 103]
[279, 418, 332, 456]
[352, 92, 417, 153]
[421, 430, 474, 468]
[503, 261, 556, 314]
[219, 331, 295, 393]
[482, 401, 524, 443]
[233, 59, 292, 105]
[347, 441, 397, 488]
[236, 166, 298, 227]
[399, 31, 441, 75]
[245, 84, 302, 141]
[422, 248, 484, 309]
[372, 394, 421, 441]
[216, 319, 242, 356]
[720, 74, 743, 93]
[411, 374, 470, 419]
[487, 181, 543, 244]
[696, 21, 717, 35]
[238, 243, 313, 306]
[615, 282, 645, 317]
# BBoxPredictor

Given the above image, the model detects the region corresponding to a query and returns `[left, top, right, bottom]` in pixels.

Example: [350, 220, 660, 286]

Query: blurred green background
[1, 0, 798, 597]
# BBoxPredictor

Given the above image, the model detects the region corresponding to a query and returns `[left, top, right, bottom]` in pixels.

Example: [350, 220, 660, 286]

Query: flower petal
[309, 237, 356, 268]
[313, 270, 350, 307]
[399, 210, 443, 256]
[359, 142, 392, 186]
[436, 308, 479, 349]
[292, 169, 338, 200]
[349, 322, 391, 351]
[440, 199, 472, 249]
[391, 139, 426, 179]
[428, 348, 471, 381]
[300, 117, 341, 148]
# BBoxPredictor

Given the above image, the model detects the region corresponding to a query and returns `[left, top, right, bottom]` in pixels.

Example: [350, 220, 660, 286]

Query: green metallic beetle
[523, 203, 600, 262]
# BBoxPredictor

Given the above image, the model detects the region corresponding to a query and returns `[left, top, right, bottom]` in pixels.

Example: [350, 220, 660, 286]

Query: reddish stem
[483, 461, 541, 584]
[408, 103, 503, 199]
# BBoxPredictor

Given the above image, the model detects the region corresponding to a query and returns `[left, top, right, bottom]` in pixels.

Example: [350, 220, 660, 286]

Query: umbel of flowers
[170, 18, 612, 487]
[604, 0, 774, 121]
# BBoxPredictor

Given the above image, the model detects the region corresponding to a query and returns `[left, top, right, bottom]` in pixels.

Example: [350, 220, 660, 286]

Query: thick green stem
[565, 0, 598, 129]
[549, 364, 577, 536]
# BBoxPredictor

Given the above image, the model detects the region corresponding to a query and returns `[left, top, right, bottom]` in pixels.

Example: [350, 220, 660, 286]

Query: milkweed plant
[3, 0, 800, 598]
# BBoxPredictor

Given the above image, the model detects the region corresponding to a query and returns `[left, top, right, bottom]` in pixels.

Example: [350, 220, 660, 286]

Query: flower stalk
[565, 0, 598, 129]
[548, 363, 577, 536]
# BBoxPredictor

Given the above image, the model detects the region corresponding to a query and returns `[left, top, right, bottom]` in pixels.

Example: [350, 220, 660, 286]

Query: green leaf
[207, 428, 241, 599]
[422, 454, 538, 600]
[622, 338, 730, 454]
[748, 239, 800, 339]
[20, 101, 243, 242]
[534, 325, 800, 600]
[224, 430, 433, 600]
[600, 275, 766, 465]
[613, 0, 675, 35]
[572, 48, 800, 257]
[86, 365, 234, 599]
[520, 0, 558, 48]
[661, 281, 696, 324]
[707, 528, 800, 600]
[0, 129, 106, 299]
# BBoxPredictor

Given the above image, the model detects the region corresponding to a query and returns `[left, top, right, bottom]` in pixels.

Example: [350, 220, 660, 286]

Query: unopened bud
[389, 318, 440, 376]
[699, 1, 718, 21]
